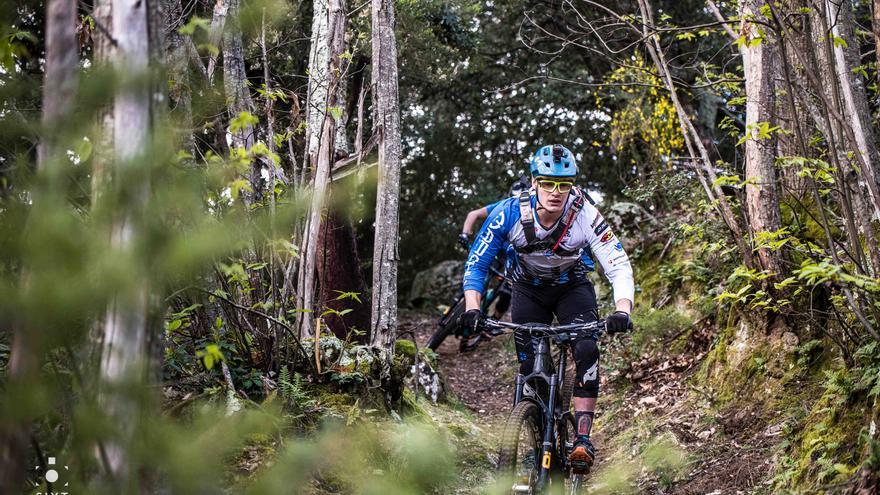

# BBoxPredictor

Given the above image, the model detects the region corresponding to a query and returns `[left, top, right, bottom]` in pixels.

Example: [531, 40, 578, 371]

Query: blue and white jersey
[463, 192, 634, 303]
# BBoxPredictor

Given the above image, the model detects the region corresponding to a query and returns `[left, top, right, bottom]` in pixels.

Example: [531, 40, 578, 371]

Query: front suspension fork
[536, 373, 557, 490]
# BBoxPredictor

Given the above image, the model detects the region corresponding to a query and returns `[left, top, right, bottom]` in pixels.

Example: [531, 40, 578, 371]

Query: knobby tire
[497, 400, 542, 493]
[427, 298, 465, 350]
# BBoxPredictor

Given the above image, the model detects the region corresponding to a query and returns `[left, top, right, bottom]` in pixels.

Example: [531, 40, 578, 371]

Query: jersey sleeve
[584, 205, 635, 304]
[463, 198, 519, 293]
[484, 200, 501, 216]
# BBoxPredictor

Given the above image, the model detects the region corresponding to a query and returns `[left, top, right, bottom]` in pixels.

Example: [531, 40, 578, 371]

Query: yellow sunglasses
[536, 179, 574, 193]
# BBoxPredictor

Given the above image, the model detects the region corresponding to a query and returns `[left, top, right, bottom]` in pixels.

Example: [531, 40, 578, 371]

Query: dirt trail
[408, 310, 776, 494]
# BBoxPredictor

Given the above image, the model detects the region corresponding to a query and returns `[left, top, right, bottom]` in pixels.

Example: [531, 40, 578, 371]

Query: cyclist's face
[532, 177, 571, 213]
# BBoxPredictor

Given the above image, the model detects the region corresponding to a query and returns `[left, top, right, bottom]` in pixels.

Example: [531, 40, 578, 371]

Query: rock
[408, 260, 464, 308]
[781, 331, 799, 353]
[408, 360, 445, 403]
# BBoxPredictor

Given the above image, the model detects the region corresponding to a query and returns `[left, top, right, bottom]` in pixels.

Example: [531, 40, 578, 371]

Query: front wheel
[497, 400, 543, 494]
[427, 298, 465, 350]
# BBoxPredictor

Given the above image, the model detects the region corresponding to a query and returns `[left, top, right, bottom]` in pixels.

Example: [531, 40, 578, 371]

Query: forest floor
[404, 309, 781, 494]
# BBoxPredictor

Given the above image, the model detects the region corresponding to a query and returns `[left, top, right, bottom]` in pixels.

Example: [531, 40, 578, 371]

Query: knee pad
[573, 338, 600, 398]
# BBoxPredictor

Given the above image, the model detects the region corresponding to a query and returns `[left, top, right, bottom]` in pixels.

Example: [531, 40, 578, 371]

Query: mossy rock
[395, 339, 418, 360]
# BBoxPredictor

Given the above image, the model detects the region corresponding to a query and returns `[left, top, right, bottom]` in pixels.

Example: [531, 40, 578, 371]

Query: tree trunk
[92, 0, 114, 205]
[296, 0, 346, 338]
[221, 0, 256, 152]
[875, 0, 880, 88]
[312, 17, 367, 343]
[825, 0, 880, 274]
[741, 0, 785, 276]
[305, 0, 331, 165]
[0, 1, 79, 490]
[163, 0, 195, 154]
[99, 0, 152, 480]
[638, 0, 755, 269]
[370, 0, 402, 350]
[317, 209, 371, 342]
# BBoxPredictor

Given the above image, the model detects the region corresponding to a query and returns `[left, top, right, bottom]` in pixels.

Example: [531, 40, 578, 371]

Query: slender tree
[163, 0, 195, 154]
[369, 0, 401, 349]
[741, 0, 785, 276]
[0, 0, 79, 489]
[638, 0, 754, 269]
[296, 0, 346, 338]
[99, 0, 153, 479]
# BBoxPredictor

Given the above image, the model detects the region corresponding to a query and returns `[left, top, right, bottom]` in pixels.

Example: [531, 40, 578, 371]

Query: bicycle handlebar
[480, 318, 606, 337]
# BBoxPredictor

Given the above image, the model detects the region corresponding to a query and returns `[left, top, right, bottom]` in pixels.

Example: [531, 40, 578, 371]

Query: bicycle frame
[513, 336, 567, 490]
[486, 319, 605, 493]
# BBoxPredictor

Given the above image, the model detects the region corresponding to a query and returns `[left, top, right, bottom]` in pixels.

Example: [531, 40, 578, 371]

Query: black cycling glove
[606, 311, 632, 334]
[457, 309, 484, 336]
[458, 233, 471, 249]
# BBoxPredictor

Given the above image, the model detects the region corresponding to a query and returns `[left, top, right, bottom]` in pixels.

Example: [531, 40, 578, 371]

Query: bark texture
[305, 0, 331, 162]
[0, 2, 79, 489]
[370, 0, 402, 350]
[92, 0, 114, 204]
[317, 210, 371, 342]
[296, 0, 346, 338]
[99, 0, 152, 479]
[741, 0, 784, 276]
[827, 0, 880, 220]
[221, 0, 256, 151]
[163, 0, 194, 153]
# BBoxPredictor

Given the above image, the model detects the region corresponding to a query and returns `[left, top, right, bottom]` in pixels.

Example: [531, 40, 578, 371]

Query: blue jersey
[463, 192, 634, 303]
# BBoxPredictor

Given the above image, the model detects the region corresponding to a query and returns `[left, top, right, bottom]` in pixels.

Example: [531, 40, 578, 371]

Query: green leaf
[168, 319, 182, 331]
[230, 111, 259, 133]
[333, 290, 363, 303]
[179, 16, 211, 36]
[831, 35, 848, 49]
[196, 343, 225, 371]
[676, 32, 696, 41]
[74, 137, 93, 162]
[328, 106, 343, 121]
[197, 43, 219, 57]
[214, 316, 223, 329]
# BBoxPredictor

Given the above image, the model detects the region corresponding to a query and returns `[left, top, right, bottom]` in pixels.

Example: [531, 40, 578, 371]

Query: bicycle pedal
[568, 447, 594, 474]
[569, 459, 591, 474]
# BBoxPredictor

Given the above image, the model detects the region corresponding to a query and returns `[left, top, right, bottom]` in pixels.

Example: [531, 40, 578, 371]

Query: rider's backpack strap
[518, 188, 537, 245]
[580, 187, 596, 206]
[546, 188, 585, 252]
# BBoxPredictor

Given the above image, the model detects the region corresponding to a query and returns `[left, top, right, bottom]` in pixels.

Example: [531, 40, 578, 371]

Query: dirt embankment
[406, 310, 779, 494]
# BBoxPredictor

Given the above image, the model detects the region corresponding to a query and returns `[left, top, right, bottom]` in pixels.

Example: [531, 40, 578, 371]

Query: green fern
[277, 365, 314, 412]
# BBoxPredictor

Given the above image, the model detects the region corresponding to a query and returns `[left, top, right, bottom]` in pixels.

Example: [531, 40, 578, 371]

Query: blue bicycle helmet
[529, 144, 578, 178]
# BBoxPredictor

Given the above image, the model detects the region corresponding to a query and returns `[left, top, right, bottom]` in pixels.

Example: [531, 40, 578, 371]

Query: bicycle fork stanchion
[537, 372, 557, 491]
[514, 374, 524, 406]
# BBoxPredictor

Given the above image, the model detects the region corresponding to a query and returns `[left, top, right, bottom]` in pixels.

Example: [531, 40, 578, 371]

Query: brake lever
[487, 327, 505, 337]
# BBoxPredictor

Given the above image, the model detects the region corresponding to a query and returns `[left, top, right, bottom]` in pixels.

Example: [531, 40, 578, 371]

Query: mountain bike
[425, 264, 508, 352]
[482, 318, 617, 494]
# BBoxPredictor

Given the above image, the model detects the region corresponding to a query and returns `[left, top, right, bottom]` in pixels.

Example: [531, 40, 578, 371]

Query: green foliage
[642, 435, 689, 488]
[230, 111, 259, 133]
[196, 343, 225, 370]
[277, 366, 315, 413]
[630, 306, 693, 354]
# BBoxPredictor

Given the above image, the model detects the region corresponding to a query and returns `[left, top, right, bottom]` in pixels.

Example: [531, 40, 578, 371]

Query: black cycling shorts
[510, 279, 601, 398]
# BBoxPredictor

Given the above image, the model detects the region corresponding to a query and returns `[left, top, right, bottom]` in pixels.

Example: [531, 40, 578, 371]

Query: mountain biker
[458, 144, 634, 471]
[456, 176, 529, 320]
